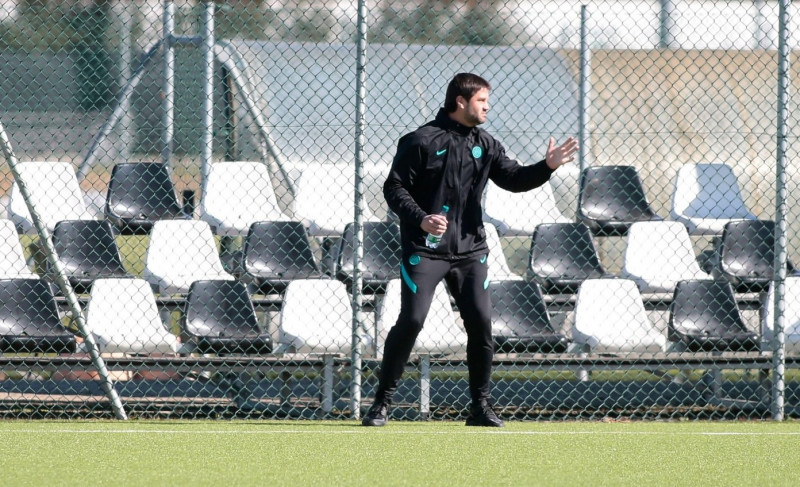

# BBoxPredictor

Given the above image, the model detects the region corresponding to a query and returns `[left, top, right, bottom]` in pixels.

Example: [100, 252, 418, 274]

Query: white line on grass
[3, 429, 800, 436]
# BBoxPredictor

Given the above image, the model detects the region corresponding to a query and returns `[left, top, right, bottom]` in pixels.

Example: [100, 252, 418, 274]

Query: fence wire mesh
[0, 0, 798, 421]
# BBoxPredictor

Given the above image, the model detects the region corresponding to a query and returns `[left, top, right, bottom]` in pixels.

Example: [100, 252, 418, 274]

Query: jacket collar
[434, 108, 476, 136]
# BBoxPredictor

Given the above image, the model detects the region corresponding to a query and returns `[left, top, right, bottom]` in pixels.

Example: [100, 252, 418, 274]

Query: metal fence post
[579, 5, 591, 174]
[201, 1, 215, 197]
[659, 0, 676, 49]
[0, 119, 128, 421]
[772, 0, 791, 422]
[117, 0, 133, 162]
[351, 0, 370, 420]
[161, 1, 175, 169]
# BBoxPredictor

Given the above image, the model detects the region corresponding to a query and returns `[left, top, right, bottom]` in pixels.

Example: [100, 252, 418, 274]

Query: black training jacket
[383, 108, 555, 259]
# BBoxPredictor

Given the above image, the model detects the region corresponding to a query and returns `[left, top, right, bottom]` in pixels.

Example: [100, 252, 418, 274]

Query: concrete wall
[559, 49, 800, 262]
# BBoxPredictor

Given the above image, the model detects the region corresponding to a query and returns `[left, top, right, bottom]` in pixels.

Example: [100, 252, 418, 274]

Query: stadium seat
[105, 162, 190, 235]
[0, 219, 38, 279]
[762, 276, 800, 354]
[489, 280, 569, 353]
[277, 279, 354, 354]
[84, 278, 180, 354]
[241, 221, 324, 294]
[200, 161, 290, 237]
[668, 279, 758, 352]
[8, 161, 95, 234]
[182, 279, 272, 354]
[144, 220, 234, 295]
[484, 222, 524, 281]
[482, 180, 569, 237]
[577, 165, 662, 236]
[51, 220, 131, 293]
[292, 163, 376, 237]
[714, 220, 783, 293]
[376, 279, 467, 356]
[0, 278, 77, 353]
[620, 221, 711, 294]
[336, 221, 401, 293]
[572, 278, 667, 353]
[670, 163, 757, 236]
[527, 222, 611, 293]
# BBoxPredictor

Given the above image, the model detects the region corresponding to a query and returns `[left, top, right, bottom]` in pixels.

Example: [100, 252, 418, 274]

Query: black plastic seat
[242, 221, 324, 294]
[336, 221, 401, 293]
[182, 280, 272, 354]
[105, 162, 190, 235]
[0, 278, 77, 353]
[527, 223, 611, 294]
[715, 220, 781, 293]
[668, 279, 759, 352]
[51, 220, 131, 293]
[489, 280, 569, 353]
[577, 165, 662, 236]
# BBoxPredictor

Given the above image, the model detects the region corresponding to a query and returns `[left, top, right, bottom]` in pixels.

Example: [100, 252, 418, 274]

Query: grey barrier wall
[0, 0, 797, 421]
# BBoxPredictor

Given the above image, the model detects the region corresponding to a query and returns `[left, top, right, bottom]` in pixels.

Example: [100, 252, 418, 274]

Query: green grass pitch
[1, 420, 799, 486]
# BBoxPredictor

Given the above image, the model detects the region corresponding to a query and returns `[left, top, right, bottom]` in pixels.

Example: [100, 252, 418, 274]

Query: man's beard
[464, 111, 486, 126]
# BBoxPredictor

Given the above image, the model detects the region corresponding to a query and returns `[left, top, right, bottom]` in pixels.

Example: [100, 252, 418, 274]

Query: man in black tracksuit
[362, 73, 578, 427]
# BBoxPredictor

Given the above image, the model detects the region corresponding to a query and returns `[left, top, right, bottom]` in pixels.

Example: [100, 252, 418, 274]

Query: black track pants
[374, 253, 493, 404]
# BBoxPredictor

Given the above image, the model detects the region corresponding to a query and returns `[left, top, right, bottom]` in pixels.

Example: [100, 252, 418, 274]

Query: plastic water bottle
[425, 205, 450, 249]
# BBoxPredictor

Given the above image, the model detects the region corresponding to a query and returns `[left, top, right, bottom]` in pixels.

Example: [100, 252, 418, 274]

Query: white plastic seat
[483, 180, 569, 236]
[84, 278, 180, 354]
[670, 163, 757, 236]
[621, 221, 711, 293]
[8, 161, 95, 234]
[293, 163, 376, 236]
[277, 279, 354, 354]
[484, 223, 524, 281]
[762, 276, 800, 355]
[573, 279, 667, 353]
[0, 219, 37, 279]
[376, 279, 467, 356]
[144, 220, 234, 294]
[200, 161, 290, 236]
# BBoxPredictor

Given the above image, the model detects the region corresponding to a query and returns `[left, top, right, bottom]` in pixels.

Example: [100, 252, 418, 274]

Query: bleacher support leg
[322, 356, 334, 415]
[702, 367, 722, 399]
[419, 356, 430, 420]
[578, 352, 590, 382]
[279, 369, 292, 410]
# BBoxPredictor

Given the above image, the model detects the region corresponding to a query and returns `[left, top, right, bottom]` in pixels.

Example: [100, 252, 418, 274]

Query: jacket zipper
[448, 130, 470, 258]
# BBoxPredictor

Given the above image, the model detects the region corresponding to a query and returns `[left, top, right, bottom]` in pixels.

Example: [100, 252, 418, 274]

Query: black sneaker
[465, 401, 505, 427]
[362, 400, 390, 427]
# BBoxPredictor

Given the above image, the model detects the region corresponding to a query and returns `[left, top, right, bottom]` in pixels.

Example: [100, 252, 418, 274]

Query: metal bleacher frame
[404, 289, 777, 418]
[0, 264, 785, 418]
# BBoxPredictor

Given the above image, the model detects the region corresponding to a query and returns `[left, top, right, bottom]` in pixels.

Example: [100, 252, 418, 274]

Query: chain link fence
[0, 0, 797, 421]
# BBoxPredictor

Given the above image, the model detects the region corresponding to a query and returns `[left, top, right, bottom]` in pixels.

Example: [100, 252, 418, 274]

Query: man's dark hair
[444, 73, 491, 113]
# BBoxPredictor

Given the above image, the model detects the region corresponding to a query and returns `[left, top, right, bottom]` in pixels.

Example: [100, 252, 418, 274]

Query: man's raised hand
[545, 136, 579, 169]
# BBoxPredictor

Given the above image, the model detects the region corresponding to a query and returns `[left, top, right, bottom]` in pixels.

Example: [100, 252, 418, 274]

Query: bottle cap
[442, 205, 450, 212]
